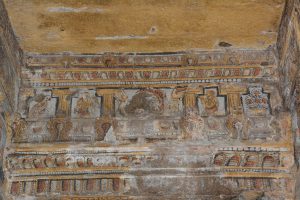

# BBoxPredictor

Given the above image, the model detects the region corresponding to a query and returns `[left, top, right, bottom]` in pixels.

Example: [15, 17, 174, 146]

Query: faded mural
[0, 0, 299, 198]
[4, 49, 295, 199]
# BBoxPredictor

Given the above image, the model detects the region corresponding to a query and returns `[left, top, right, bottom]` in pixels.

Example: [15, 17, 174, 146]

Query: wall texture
[276, 0, 300, 199]
[2, 48, 294, 199]
[0, 0, 299, 199]
[0, 0, 23, 199]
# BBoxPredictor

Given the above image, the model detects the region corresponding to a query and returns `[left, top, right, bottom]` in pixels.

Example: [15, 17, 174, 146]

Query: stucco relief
[198, 87, 226, 116]
[71, 90, 101, 118]
[4, 78, 294, 199]
[10, 84, 290, 146]
[1, 0, 298, 198]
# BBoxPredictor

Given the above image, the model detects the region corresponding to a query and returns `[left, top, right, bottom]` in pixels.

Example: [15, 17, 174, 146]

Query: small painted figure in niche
[75, 94, 93, 117]
[71, 91, 101, 118]
[28, 95, 51, 118]
[198, 88, 226, 116]
[114, 90, 128, 117]
[12, 113, 27, 142]
[200, 90, 218, 115]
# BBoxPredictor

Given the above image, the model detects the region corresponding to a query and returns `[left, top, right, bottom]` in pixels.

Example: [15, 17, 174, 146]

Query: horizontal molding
[25, 48, 275, 69]
[22, 65, 277, 88]
[9, 167, 291, 179]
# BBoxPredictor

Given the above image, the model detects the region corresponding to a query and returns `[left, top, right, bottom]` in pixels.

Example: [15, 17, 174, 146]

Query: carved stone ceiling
[4, 0, 285, 53]
[2, 0, 300, 199]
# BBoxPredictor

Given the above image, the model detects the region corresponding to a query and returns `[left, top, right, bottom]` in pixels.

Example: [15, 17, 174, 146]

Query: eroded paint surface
[4, 0, 285, 53]
[0, 0, 300, 199]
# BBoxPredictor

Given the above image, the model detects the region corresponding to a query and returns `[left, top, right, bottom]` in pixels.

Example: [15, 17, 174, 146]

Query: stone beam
[0, 0, 23, 199]
[23, 48, 277, 88]
[0, 0, 23, 109]
[277, 0, 300, 199]
[277, 0, 300, 110]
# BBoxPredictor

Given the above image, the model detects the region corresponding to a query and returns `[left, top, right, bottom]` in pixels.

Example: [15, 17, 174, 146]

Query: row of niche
[8, 154, 149, 169]
[10, 178, 124, 196]
[19, 86, 271, 119]
[213, 153, 283, 168]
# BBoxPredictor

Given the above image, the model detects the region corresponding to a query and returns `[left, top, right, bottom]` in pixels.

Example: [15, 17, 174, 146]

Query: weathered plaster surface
[0, 0, 300, 199]
[1, 47, 294, 199]
[276, 0, 300, 199]
[4, 0, 285, 53]
[0, 0, 23, 199]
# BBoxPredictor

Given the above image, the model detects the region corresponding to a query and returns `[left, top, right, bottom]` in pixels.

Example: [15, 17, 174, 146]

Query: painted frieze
[3, 48, 296, 199]
[10, 83, 292, 146]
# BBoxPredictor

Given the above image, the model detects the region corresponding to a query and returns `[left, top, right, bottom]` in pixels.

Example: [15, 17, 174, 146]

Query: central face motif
[125, 90, 163, 116]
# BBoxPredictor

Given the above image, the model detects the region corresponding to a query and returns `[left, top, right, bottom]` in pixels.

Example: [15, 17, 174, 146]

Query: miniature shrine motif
[242, 87, 274, 140]
[242, 87, 270, 117]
